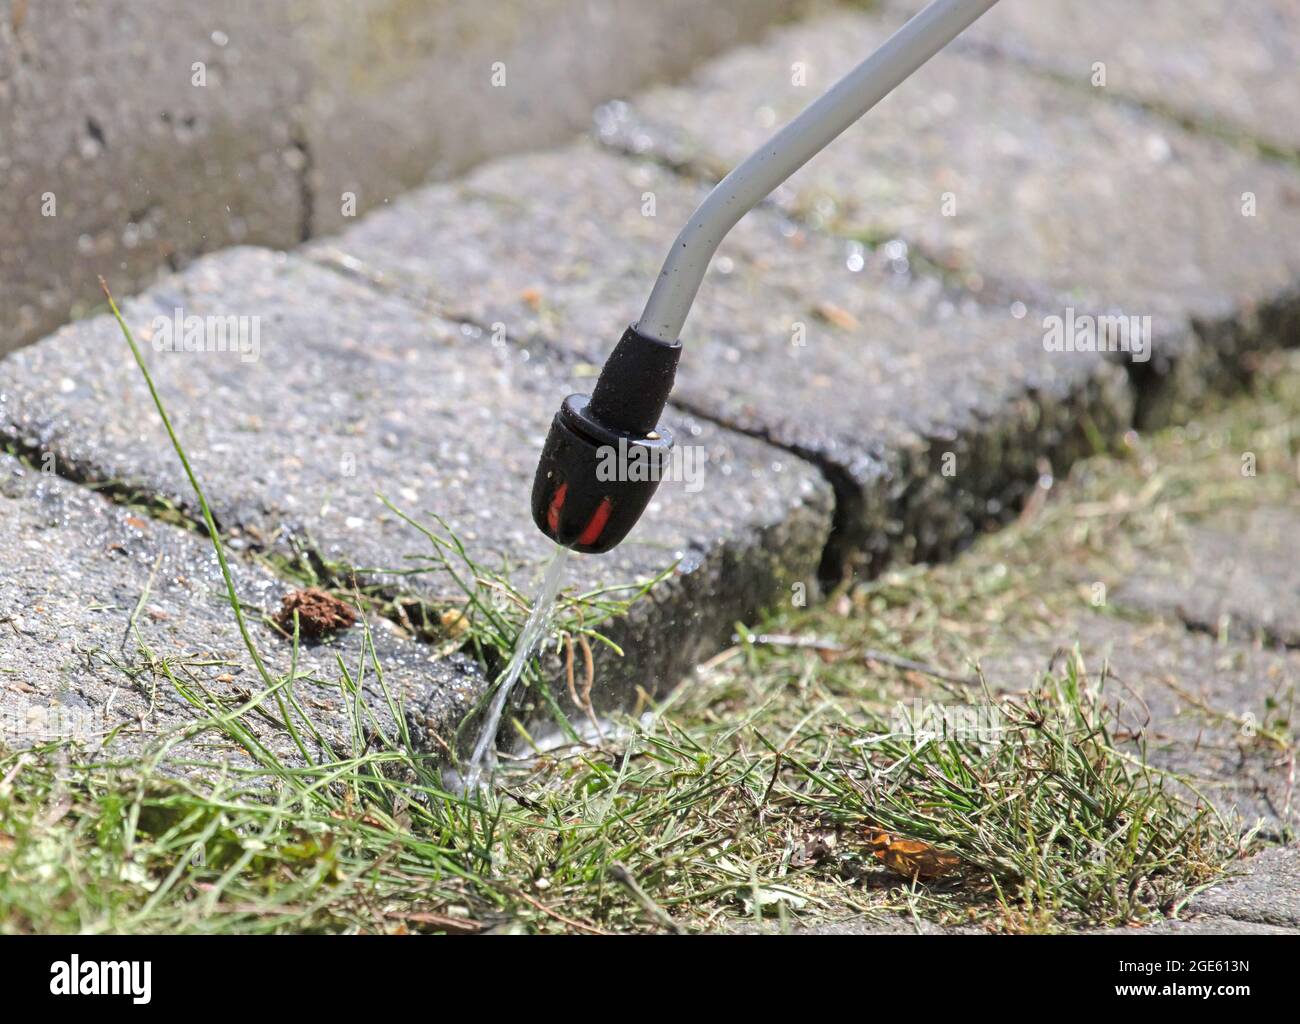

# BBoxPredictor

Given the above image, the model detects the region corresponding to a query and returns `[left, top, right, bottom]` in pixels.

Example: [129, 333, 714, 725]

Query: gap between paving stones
[0, 451, 485, 769]
[949, 38, 1300, 168]
[595, 110, 1300, 433]
[316, 237, 1133, 585]
[324, 150, 1134, 590]
[311, 242, 904, 586]
[0, 428, 495, 766]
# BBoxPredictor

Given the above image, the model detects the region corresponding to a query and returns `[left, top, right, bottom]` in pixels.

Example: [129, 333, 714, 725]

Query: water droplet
[1145, 134, 1172, 163]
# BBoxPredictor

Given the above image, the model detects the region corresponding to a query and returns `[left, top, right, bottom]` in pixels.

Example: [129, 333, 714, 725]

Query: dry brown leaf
[867, 828, 961, 881]
[439, 607, 469, 637]
[813, 302, 859, 330]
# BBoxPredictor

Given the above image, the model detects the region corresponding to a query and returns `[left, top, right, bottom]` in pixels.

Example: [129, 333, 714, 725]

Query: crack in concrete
[0, 437, 211, 537]
[951, 35, 1300, 168]
[290, 131, 316, 245]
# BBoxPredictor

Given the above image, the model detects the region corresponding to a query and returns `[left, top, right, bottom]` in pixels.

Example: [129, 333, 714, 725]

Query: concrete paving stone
[0, 247, 832, 726]
[593, 7, 1300, 413]
[1114, 505, 1300, 649]
[886, 0, 1300, 157]
[1188, 845, 1300, 928]
[979, 615, 1299, 835]
[0, 453, 481, 767]
[796, 914, 1298, 935]
[312, 141, 1133, 578]
[299, 0, 808, 239]
[0, 0, 307, 356]
[0, 0, 805, 357]
[752, 915, 962, 935]
[1100, 914, 1298, 935]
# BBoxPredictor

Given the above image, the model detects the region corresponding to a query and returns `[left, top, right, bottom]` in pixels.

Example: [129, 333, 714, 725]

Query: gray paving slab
[979, 615, 1298, 834]
[312, 141, 1133, 577]
[299, 0, 806, 240]
[886, 0, 1300, 157]
[0, 1, 304, 356]
[593, 7, 1300, 401]
[0, 0, 804, 357]
[1115, 506, 1300, 649]
[796, 914, 1298, 935]
[0, 247, 832, 725]
[1100, 915, 1298, 935]
[0, 453, 480, 767]
[1188, 845, 1300, 928]
[750, 915, 961, 935]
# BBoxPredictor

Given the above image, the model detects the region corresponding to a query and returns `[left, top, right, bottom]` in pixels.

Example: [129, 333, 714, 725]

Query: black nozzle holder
[531, 324, 680, 554]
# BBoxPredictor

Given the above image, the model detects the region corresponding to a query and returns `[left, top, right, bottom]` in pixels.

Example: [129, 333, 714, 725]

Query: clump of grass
[0, 743, 499, 934]
[768, 656, 1228, 924]
[0, 639, 1234, 933]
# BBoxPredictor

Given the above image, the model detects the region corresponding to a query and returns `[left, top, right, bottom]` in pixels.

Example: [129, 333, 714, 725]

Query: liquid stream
[459, 546, 570, 791]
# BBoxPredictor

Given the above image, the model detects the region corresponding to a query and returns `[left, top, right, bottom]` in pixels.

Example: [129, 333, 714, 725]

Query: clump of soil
[274, 588, 357, 638]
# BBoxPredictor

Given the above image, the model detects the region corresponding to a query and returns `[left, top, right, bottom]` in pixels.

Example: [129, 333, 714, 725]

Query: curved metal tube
[636, 0, 1001, 344]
